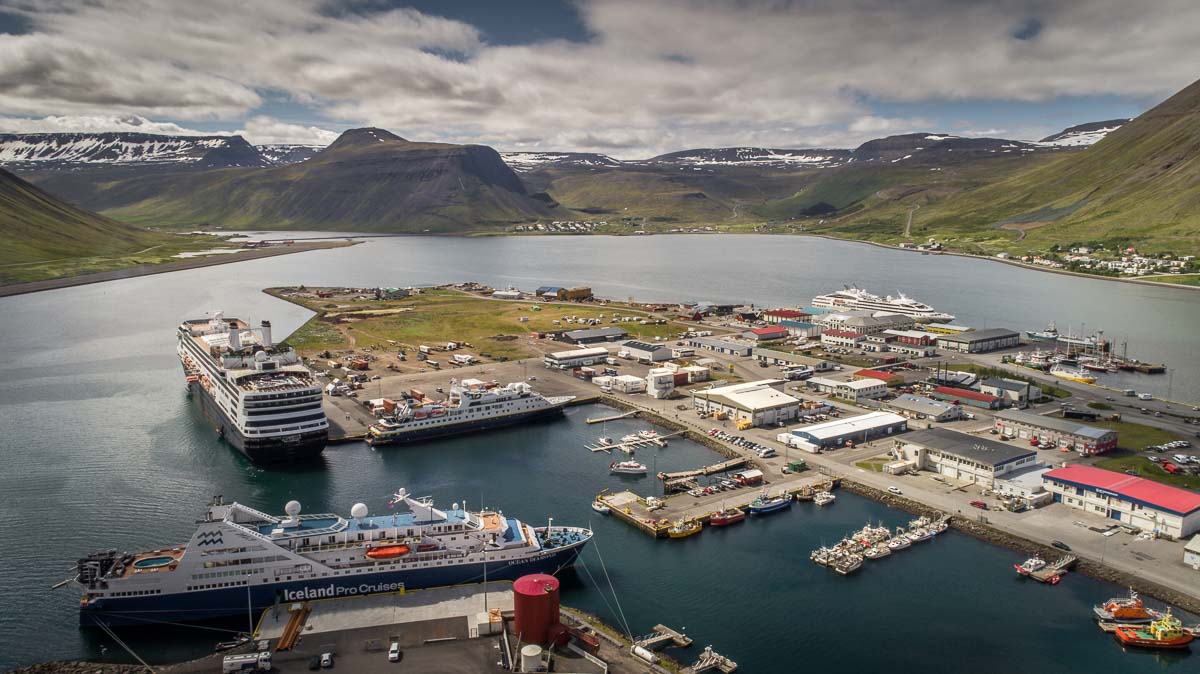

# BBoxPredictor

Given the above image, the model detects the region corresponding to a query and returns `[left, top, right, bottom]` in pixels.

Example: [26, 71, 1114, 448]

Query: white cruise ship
[177, 312, 328, 463]
[69, 489, 591, 626]
[366, 378, 574, 446]
[811, 286, 954, 321]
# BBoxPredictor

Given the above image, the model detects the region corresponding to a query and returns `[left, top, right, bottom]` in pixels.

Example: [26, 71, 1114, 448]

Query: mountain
[256, 144, 325, 165]
[0, 166, 168, 268]
[0, 132, 268, 168]
[850, 133, 1042, 163]
[27, 128, 561, 232]
[813, 80, 1200, 253]
[645, 147, 852, 168]
[1037, 119, 1129, 147]
[501, 152, 622, 172]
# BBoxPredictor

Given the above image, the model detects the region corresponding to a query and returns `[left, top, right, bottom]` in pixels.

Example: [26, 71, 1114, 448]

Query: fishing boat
[591, 501, 611, 515]
[667, 519, 702, 539]
[637, 430, 660, 440]
[748, 491, 792, 515]
[610, 460, 647, 475]
[834, 554, 863, 576]
[1014, 556, 1046, 576]
[886, 533, 911, 551]
[1050, 363, 1097, 384]
[709, 507, 746, 526]
[863, 544, 891, 560]
[810, 547, 832, 566]
[813, 491, 836, 507]
[1113, 612, 1194, 650]
[620, 434, 641, 444]
[1093, 588, 1157, 624]
[907, 528, 934, 543]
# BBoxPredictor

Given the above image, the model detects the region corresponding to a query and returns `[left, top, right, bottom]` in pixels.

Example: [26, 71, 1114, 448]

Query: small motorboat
[813, 491, 836, 507]
[1014, 556, 1046, 575]
[1113, 611, 1194, 650]
[598, 436, 614, 445]
[610, 460, 648, 475]
[709, 507, 745, 526]
[591, 500, 611, 515]
[365, 544, 411, 560]
[667, 519, 702, 538]
[620, 434, 640, 444]
[637, 430, 660, 439]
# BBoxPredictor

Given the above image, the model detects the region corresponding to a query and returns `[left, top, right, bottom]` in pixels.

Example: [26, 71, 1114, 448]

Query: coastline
[0, 241, 357, 299]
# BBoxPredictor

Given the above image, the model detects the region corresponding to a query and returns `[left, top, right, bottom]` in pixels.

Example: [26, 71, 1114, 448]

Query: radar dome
[285, 500, 302, 516]
[351, 503, 368, 519]
[255, 350, 269, 362]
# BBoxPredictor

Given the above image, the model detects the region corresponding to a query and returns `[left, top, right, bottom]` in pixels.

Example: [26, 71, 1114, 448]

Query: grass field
[1141, 274, 1200, 287]
[1091, 420, 1181, 450]
[1094, 453, 1200, 490]
[945, 363, 1071, 398]
[276, 287, 686, 361]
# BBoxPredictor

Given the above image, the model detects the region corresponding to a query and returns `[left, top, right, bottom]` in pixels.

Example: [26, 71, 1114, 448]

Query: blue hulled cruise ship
[71, 489, 592, 626]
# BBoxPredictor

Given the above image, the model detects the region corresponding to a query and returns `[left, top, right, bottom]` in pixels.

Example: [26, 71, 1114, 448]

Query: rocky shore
[840, 479, 1200, 616]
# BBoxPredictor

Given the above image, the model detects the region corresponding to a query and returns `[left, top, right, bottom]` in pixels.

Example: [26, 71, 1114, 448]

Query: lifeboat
[365, 545, 410, 560]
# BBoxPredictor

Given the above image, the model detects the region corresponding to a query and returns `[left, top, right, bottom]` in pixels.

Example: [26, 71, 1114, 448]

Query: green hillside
[31, 128, 563, 232]
[818, 77, 1200, 254]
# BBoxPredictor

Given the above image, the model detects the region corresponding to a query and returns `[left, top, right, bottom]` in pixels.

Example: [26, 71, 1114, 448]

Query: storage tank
[520, 644, 544, 672]
[512, 573, 560, 644]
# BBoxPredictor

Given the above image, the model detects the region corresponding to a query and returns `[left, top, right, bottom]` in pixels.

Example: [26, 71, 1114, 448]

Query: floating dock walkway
[585, 430, 684, 454]
[586, 410, 637, 424]
[657, 457, 751, 482]
[1028, 555, 1077, 584]
[635, 624, 693, 650]
[687, 645, 738, 673]
[599, 474, 836, 538]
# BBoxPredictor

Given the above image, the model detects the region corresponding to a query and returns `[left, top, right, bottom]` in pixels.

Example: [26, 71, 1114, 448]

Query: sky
[0, 0, 1196, 159]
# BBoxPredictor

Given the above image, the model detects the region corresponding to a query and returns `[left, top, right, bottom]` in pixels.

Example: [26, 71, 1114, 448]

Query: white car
[388, 643, 401, 662]
[887, 486, 903, 495]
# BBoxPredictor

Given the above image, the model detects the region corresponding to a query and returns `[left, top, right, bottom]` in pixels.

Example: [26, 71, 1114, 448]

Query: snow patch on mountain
[501, 152, 622, 171]
[1036, 119, 1128, 147]
[0, 132, 267, 167]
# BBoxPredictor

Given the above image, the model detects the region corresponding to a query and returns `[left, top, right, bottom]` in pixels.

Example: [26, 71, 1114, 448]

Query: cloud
[0, 113, 338, 146]
[1, 0, 1198, 157]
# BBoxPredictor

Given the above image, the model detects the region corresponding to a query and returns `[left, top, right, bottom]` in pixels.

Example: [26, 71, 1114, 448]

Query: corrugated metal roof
[901, 428, 1035, 467]
[1045, 465, 1200, 516]
[994, 409, 1113, 440]
[933, 386, 999, 403]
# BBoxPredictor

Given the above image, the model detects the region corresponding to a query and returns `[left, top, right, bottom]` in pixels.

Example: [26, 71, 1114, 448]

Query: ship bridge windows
[244, 402, 323, 417]
[245, 412, 327, 428]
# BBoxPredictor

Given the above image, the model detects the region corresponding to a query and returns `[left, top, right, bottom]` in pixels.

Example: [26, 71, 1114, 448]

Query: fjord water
[0, 234, 1197, 671]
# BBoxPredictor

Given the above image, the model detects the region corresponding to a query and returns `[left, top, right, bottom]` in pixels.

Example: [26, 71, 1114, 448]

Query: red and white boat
[709, 507, 745, 527]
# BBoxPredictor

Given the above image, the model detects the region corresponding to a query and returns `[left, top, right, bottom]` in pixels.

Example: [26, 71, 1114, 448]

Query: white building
[885, 394, 963, 422]
[807, 377, 887, 402]
[543, 347, 611, 370]
[780, 411, 908, 452]
[692, 379, 800, 427]
[646, 367, 676, 399]
[622, 340, 674, 363]
[1186, 536, 1200, 571]
[993, 465, 1054, 508]
[892, 428, 1039, 488]
[1043, 465, 1200, 538]
[611, 374, 647, 394]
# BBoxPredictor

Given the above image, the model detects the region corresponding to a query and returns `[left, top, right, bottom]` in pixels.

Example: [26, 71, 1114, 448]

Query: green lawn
[1092, 420, 1181, 450]
[275, 287, 688, 361]
[1140, 274, 1200, 287]
[1094, 454, 1200, 490]
[854, 457, 891, 472]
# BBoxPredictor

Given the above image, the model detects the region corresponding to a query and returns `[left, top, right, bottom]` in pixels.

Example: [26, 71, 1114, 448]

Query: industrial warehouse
[891, 428, 1039, 487]
[692, 380, 800, 428]
[1043, 465, 1200, 538]
[779, 411, 908, 451]
[884, 393, 964, 422]
[806, 376, 888, 402]
[934, 328, 1021, 353]
[993, 409, 1118, 455]
[543, 346, 610, 370]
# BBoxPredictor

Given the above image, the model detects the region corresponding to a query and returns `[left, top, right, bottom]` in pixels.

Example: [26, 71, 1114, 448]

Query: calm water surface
[0, 234, 1197, 671]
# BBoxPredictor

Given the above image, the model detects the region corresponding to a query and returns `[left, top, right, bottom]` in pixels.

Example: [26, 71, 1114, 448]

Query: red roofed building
[1043, 464, 1200, 537]
[930, 386, 1003, 410]
[744, 326, 789, 341]
[854, 368, 898, 383]
[762, 309, 812, 324]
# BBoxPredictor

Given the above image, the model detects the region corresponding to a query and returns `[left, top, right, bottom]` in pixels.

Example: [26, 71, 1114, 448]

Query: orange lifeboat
[365, 545, 410, 560]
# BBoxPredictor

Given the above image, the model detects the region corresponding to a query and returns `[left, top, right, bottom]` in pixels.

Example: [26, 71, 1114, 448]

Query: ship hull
[80, 541, 585, 627]
[367, 405, 565, 446]
[188, 379, 326, 464]
[749, 500, 792, 515]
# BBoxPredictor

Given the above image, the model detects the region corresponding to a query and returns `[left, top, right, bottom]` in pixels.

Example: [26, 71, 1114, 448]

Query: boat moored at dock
[747, 491, 792, 515]
[67, 489, 591, 627]
[812, 286, 954, 322]
[366, 378, 573, 446]
[1112, 612, 1194, 650]
[709, 507, 746, 527]
[1093, 588, 1158, 624]
[177, 312, 328, 464]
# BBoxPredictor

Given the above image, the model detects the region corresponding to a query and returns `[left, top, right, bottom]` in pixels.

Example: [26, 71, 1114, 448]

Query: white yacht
[811, 286, 954, 321]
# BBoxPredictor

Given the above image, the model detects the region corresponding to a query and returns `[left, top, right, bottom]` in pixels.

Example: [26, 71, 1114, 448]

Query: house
[885, 394, 963, 422]
[980, 378, 1041, 407]
[744, 326, 789, 341]
[820, 330, 864, 348]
